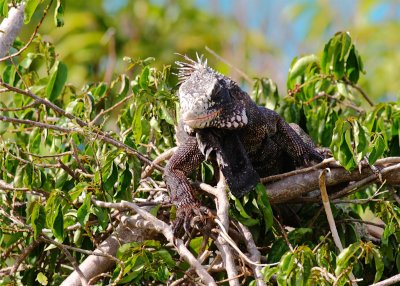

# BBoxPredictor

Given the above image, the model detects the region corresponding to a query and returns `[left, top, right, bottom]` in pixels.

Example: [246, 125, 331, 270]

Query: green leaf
[14, 165, 26, 188]
[287, 54, 319, 89]
[229, 206, 259, 226]
[45, 192, 64, 241]
[103, 162, 118, 193]
[77, 193, 91, 226]
[155, 249, 175, 267]
[117, 163, 132, 201]
[3, 65, 16, 85]
[353, 121, 369, 162]
[46, 61, 68, 102]
[93, 82, 108, 99]
[132, 104, 144, 143]
[232, 196, 252, 219]
[93, 206, 109, 229]
[36, 272, 48, 286]
[335, 242, 362, 276]
[53, 203, 64, 241]
[339, 32, 352, 61]
[261, 265, 278, 282]
[54, 0, 65, 27]
[368, 134, 386, 164]
[267, 238, 290, 263]
[0, 0, 8, 17]
[189, 237, 205, 257]
[24, 0, 42, 24]
[254, 183, 273, 232]
[330, 119, 356, 170]
[346, 46, 364, 83]
[252, 77, 280, 109]
[139, 66, 150, 89]
[159, 102, 175, 125]
[371, 248, 384, 283]
[30, 202, 45, 239]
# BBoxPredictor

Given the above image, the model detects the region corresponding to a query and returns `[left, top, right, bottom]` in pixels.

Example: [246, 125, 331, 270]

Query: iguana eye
[212, 87, 231, 104]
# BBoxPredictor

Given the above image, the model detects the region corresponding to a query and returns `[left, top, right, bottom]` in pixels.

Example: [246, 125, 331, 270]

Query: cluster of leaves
[246, 31, 400, 285]
[113, 240, 179, 284]
[1, 6, 400, 282]
[0, 34, 178, 284]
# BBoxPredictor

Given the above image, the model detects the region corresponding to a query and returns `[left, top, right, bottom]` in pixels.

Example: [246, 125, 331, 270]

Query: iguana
[163, 54, 323, 234]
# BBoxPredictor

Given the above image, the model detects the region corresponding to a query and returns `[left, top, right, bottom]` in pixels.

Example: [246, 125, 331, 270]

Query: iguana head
[176, 54, 248, 131]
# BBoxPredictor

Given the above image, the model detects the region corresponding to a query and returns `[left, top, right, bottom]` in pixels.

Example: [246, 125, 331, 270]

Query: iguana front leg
[275, 115, 324, 165]
[163, 136, 208, 235]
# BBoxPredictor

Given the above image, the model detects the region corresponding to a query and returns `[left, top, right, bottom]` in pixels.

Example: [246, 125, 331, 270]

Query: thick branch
[91, 200, 217, 286]
[265, 159, 400, 204]
[60, 216, 148, 286]
[370, 274, 400, 286]
[0, 4, 25, 58]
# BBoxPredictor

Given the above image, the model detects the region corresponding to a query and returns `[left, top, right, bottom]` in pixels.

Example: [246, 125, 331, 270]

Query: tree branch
[0, 3, 25, 58]
[265, 159, 400, 204]
[370, 273, 400, 286]
[0, 114, 161, 170]
[90, 200, 217, 286]
[0, 0, 54, 62]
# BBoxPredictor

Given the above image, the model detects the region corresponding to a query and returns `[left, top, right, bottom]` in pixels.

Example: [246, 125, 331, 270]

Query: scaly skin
[163, 54, 323, 234]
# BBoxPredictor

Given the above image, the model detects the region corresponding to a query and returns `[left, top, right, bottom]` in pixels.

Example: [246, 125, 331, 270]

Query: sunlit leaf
[77, 193, 91, 226]
[254, 183, 273, 232]
[54, 0, 65, 27]
[0, 0, 8, 17]
[30, 202, 45, 239]
[335, 242, 362, 276]
[46, 61, 68, 102]
[36, 272, 48, 286]
[24, 0, 42, 24]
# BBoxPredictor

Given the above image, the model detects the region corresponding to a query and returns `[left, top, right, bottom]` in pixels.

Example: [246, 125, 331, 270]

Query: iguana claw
[172, 203, 211, 237]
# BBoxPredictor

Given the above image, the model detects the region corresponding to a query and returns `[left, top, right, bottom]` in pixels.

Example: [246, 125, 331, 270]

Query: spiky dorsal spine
[175, 53, 208, 84]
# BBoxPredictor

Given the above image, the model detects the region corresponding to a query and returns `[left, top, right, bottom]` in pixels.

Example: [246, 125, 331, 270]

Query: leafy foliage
[0, 2, 399, 286]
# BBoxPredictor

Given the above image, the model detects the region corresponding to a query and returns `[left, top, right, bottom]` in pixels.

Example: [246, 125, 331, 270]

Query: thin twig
[0, 100, 38, 111]
[237, 222, 266, 286]
[41, 236, 89, 286]
[90, 93, 134, 125]
[305, 91, 364, 113]
[343, 79, 374, 107]
[214, 220, 278, 268]
[10, 238, 41, 275]
[23, 150, 73, 158]
[0, 114, 161, 170]
[205, 46, 253, 84]
[336, 219, 385, 229]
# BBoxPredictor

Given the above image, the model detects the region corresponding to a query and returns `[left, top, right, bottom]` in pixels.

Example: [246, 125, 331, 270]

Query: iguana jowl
[163, 54, 323, 233]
